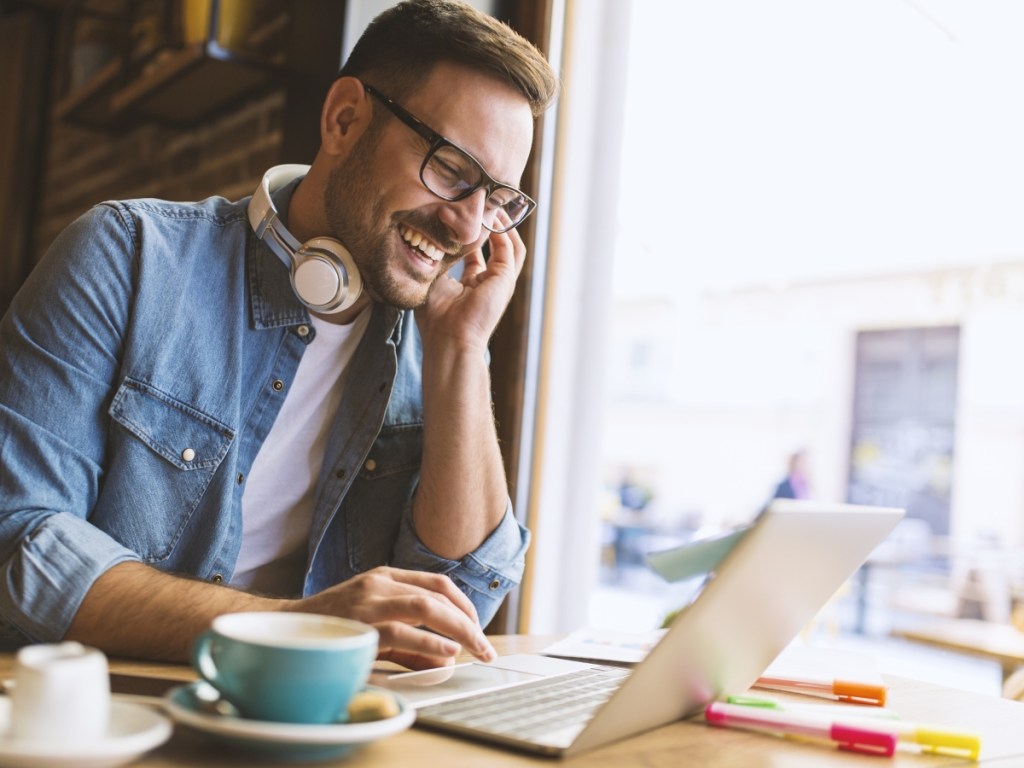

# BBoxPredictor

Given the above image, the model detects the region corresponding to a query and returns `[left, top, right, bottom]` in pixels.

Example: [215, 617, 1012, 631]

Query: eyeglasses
[363, 83, 536, 234]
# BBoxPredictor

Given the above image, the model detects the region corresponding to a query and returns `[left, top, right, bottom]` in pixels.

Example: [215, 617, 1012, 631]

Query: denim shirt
[0, 183, 529, 645]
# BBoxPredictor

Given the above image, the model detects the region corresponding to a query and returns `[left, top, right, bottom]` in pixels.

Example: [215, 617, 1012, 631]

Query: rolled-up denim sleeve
[0, 204, 141, 642]
[391, 498, 530, 628]
[0, 514, 138, 642]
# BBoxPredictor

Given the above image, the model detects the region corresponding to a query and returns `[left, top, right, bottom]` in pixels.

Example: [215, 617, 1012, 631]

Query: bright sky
[614, 0, 1024, 294]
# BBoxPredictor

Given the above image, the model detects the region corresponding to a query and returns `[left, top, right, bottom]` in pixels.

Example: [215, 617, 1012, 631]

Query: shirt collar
[245, 175, 407, 342]
[247, 175, 312, 330]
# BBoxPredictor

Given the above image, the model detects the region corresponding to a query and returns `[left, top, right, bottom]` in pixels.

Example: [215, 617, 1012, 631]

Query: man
[773, 450, 811, 501]
[0, 0, 558, 669]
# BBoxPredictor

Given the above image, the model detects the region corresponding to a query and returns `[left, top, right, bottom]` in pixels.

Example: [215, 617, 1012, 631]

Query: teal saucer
[163, 681, 414, 762]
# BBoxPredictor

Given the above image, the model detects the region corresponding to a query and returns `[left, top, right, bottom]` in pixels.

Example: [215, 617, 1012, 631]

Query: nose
[438, 189, 488, 245]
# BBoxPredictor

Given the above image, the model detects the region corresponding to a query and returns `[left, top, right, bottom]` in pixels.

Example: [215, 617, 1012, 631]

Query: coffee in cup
[192, 612, 378, 724]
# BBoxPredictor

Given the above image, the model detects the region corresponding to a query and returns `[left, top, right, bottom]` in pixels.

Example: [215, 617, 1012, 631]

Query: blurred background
[540, 0, 1024, 699]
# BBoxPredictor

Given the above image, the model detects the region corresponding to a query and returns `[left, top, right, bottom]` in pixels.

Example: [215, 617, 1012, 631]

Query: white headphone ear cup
[325, 240, 362, 311]
[293, 237, 362, 313]
[293, 257, 343, 308]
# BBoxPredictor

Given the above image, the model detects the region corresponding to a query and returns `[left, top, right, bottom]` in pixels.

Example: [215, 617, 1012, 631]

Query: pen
[756, 674, 887, 705]
[726, 694, 901, 719]
[705, 702, 897, 756]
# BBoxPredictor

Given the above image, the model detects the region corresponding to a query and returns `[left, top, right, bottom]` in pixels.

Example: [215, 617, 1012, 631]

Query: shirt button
[236, 473, 245, 485]
[489, 579, 501, 590]
[364, 459, 377, 471]
[272, 379, 285, 392]
[297, 325, 310, 337]
[211, 573, 224, 584]
[181, 448, 196, 462]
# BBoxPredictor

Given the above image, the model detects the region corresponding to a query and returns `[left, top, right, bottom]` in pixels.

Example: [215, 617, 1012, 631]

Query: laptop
[373, 499, 903, 757]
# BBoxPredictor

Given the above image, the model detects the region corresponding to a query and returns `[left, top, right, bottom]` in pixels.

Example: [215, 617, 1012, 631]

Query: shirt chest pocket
[357, 424, 422, 480]
[102, 378, 235, 561]
[341, 424, 422, 572]
[110, 379, 234, 469]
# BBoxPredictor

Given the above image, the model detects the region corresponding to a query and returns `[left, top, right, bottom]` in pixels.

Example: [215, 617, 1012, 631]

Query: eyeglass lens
[423, 145, 531, 233]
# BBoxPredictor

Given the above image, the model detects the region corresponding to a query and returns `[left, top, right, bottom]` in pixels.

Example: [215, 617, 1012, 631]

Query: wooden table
[894, 618, 1024, 682]
[10, 635, 1024, 767]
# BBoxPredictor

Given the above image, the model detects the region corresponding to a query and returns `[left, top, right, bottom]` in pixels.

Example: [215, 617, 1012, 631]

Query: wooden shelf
[52, 2, 292, 130]
[108, 40, 281, 126]
[53, 56, 130, 130]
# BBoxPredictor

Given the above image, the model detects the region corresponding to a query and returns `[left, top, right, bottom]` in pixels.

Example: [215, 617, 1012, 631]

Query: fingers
[376, 620, 461, 660]
[379, 648, 457, 672]
[373, 620, 493, 671]
[382, 568, 481, 624]
[504, 226, 526, 275]
[373, 590, 495, 663]
[482, 231, 521, 276]
[306, 567, 497, 667]
[490, 211, 526, 276]
[460, 247, 487, 285]
[460, 213, 526, 287]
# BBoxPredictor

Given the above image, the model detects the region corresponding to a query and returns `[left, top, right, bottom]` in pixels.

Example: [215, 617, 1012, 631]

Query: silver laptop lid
[567, 499, 903, 755]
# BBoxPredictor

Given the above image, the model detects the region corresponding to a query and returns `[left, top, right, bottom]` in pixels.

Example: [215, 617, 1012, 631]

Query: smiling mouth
[399, 224, 447, 263]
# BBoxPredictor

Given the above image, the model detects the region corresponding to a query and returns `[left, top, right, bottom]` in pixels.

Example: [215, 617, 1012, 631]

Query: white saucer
[164, 681, 415, 762]
[0, 698, 172, 768]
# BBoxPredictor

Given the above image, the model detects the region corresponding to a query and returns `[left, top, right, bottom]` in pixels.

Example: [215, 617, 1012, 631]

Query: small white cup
[10, 642, 111, 744]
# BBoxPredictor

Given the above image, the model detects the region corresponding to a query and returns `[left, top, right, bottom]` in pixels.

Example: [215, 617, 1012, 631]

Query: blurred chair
[1003, 666, 1024, 701]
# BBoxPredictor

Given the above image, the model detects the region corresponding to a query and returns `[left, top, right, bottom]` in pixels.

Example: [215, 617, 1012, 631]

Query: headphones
[247, 164, 362, 314]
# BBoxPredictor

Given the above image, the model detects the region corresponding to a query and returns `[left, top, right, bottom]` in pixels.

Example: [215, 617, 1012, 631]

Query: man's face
[323, 63, 535, 310]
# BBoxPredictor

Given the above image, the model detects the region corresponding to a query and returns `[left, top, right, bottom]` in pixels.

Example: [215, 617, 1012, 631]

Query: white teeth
[400, 225, 443, 262]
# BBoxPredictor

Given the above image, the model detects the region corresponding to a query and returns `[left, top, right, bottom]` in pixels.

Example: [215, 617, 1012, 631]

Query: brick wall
[34, 87, 286, 265]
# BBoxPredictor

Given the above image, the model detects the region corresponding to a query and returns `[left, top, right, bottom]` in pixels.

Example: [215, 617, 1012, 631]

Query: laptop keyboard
[416, 666, 631, 740]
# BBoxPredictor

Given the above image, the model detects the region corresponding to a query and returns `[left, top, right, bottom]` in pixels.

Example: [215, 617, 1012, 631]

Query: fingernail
[443, 639, 461, 656]
[477, 634, 496, 661]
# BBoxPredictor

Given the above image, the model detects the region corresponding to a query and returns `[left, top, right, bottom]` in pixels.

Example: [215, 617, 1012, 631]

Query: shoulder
[55, 195, 251, 258]
[102, 194, 250, 232]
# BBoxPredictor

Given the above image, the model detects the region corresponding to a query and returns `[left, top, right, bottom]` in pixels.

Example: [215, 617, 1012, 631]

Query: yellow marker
[881, 722, 981, 760]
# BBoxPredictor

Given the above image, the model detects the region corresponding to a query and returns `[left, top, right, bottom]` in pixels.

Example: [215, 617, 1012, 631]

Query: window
[526, 1, 1024, 674]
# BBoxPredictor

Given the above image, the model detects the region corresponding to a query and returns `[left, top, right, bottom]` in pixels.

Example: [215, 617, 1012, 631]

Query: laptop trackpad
[372, 654, 588, 707]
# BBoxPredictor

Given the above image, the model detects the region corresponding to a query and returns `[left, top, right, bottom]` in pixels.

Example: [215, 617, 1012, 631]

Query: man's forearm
[65, 561, 498, 669]
[65, 561, 281, 661]
[415, 343, 508, 560]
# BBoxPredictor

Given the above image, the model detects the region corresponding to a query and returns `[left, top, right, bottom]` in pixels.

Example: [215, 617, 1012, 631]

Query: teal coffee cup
[192, 612, 378, 724]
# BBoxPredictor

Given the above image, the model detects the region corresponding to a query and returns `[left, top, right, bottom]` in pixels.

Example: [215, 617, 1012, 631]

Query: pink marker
[705, 701, 897, 757]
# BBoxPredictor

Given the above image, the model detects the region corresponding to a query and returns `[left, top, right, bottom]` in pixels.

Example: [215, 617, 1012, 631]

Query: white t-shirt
[231, 310, 371, 596]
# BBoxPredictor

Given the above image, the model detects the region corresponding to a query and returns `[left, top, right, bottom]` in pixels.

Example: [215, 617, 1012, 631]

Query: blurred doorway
[848, 327, 959, 535]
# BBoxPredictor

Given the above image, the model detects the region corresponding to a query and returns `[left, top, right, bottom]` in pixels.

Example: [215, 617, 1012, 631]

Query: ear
[320, 77, 371, 157]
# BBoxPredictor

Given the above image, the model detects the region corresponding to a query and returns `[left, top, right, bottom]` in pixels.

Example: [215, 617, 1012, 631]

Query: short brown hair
[338, 0, 558, 117]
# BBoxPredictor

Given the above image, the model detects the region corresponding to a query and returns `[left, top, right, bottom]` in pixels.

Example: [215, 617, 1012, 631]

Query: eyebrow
[365, 83, 520, 188]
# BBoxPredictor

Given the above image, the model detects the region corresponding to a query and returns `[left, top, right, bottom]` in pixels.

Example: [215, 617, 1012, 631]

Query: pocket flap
[109, 378, 234, 470]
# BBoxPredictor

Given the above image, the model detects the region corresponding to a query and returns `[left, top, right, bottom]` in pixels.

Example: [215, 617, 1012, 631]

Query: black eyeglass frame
[362, 83, 536, 233]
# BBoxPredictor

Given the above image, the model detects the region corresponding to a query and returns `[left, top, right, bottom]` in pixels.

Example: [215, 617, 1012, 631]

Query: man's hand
[418, 216, 526, 352]
[291, 566, 497, 670]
